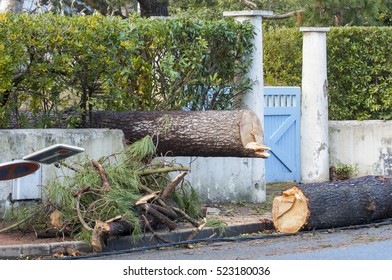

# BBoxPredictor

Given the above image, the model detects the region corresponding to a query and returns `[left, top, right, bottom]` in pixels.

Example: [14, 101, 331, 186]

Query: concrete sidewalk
[0, 222, 273, 259]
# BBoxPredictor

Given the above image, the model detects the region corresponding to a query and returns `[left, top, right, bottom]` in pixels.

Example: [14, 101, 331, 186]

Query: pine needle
[3, 135, 202, 246]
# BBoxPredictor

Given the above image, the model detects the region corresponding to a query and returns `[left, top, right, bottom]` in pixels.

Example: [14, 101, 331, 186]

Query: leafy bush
[263, 26, 392, 120]
[0, 13, 255, 128]
[328, 27, 392, 120]
[263, 27, 302, 86]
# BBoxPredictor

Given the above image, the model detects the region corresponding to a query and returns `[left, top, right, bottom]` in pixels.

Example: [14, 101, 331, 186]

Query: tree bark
[91, 220, 132, 252]
[272, 176, 392, 233]
[137, 0, 169, 17]
[91, 110, 270, 158]
[0, 0, 24, 13]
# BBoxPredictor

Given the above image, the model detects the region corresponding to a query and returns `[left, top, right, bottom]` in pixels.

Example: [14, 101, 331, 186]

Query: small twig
[76, 193, 93, 232]
[91, 160, 110, 192]
[263, 9, 304, 20]
[187, 218, 207, 240]
[137, 166, 190, 176]
[240, 0, 258, 9]
[141, 214, 172, 243]
[105, 215, 122, 223]
[161, 171, 188, 200]
[135, 192, 160, 205]
[171, 206, 201, 228]
[54, 161, 80, 172]
[150, 204, 178, 221]
[139, 204, 177, 230]
[0, 212, 36, 233]
[73, 186, 90, 197]
[139, 185, 168, 208]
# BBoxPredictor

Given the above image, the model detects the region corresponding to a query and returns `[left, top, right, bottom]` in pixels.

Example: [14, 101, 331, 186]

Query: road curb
[0, 221, 274, 259]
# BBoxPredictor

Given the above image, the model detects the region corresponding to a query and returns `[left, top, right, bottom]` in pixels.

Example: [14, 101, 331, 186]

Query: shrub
[0, 13, 255, 128]
[263, 26, 392, 120]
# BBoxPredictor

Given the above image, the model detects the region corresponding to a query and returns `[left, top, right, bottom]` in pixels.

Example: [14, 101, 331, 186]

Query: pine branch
[137, 166, 190, 176]
[0, 212, 37, 233]
[161, 171, 188, 199]
[263, 10, 304, 20]
[240, 0, 258, 9]
[91, 160, 110, 192]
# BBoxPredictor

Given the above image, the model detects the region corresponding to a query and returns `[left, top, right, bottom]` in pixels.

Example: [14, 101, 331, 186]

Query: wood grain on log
[272, 176, 392, 233]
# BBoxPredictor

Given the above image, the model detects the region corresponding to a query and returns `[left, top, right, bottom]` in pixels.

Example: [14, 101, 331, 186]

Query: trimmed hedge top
[1, 14, 390, 125]
[0, 13, 254, 128]
[264, 26, 392, 120]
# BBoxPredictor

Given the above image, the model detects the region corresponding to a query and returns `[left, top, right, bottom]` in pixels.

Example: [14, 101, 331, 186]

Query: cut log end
[239, 110, 270, 158]
[272, 186, 310, 233]
[272, 176, 392, 233]
[245, 142, 271, 158]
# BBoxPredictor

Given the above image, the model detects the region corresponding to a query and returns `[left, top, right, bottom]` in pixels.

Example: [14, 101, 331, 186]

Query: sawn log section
[272, 176, 392, 233]
[91, 110, 270, 158]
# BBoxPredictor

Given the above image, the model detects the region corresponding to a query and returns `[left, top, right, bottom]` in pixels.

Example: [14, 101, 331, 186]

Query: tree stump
[91, 109, 270, 158]
[272, 176, 392, 233]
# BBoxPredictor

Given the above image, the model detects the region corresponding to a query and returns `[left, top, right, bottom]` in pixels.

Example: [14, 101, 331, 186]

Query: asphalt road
[81, 223, 392, 260]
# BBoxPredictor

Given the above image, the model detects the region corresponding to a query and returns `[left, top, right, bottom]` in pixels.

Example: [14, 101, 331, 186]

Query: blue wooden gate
[264, 86, 301, 182]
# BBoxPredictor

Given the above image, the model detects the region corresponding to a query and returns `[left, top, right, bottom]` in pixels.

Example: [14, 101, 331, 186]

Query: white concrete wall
[0, 129, 125, 217]
[167, 157, 266, 204]
[329, 121, 392, 177]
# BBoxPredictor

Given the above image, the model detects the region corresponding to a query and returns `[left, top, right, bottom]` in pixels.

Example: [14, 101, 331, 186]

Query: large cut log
[272, 176, 392, 233]
[91, 110, 270, 158]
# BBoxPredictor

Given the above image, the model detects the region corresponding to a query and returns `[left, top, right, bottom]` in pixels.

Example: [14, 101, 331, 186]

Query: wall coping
[223, 10, 273, 17]
[300, 27, 330, 33]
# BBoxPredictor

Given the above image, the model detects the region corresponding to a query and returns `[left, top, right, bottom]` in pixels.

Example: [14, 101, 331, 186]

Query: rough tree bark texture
[0, 0, 24, 13]
[91, 110, 269, 158]
[137, 0, 169, 17]
[272, 176, 392, 233]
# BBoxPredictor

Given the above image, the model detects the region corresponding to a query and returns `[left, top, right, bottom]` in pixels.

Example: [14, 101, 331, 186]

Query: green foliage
[334, 163, 358, 180]
[42, 136, 201, 242]
[263, 26, 392, 120]
[170, 0, 391, 27]
[263, 27, 303, 86]
[327, 27, 392, 120]
[3, 205, 47, 231]
[171, 185, 203, 219]
[205, 217, 227, 233]
[126, 135, 157, 161]
[304, 0, 388, 27]
[0, 13, 254, 128]
[2, 136, 202, 244]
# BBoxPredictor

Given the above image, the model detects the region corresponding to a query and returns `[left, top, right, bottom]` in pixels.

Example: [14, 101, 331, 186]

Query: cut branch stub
[91, 110, 270, 158]
[272, 176, 392, 233]
[91, 161, 110, 192]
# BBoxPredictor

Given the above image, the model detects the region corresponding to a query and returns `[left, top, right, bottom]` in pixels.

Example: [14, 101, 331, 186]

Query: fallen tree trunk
[90, 110, 270, 158]
[272, 176, 392, 233]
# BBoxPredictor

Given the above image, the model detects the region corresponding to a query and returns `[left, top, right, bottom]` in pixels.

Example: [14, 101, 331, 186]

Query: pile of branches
[3, 136, 205, 252]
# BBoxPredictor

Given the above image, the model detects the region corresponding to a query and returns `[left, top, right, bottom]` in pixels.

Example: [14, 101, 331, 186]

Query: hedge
[264, 26, 392, 120]
[1, 15, 390, 126]
[0, 13, 255, 128]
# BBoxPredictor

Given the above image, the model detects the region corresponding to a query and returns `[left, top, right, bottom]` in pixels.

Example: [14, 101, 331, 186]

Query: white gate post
[300, 27, 330, 183]
[223, 10, 273, 201]
[223, 10, 272, 123]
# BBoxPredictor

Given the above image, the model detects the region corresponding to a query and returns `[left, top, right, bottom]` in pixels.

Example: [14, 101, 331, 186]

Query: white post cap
[223, 10, 273, 17]
[300, 27, 330, 32]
